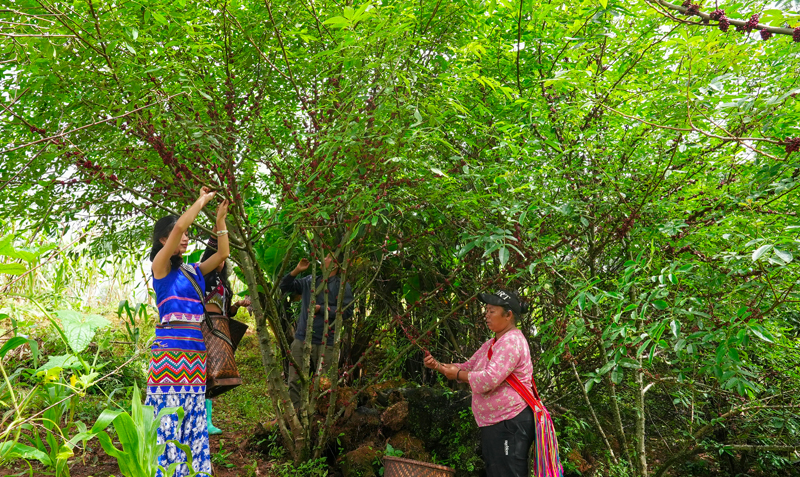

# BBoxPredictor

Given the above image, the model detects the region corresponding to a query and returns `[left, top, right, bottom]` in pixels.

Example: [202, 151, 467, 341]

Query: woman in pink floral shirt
[424, 290, 535, 477]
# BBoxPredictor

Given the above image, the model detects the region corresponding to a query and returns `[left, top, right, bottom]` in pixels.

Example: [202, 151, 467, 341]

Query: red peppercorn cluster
[794, 27, 800, 42]
[141, 123, 175, 166]
[760, 29, 772, 40]
[681, 0, 699, 16]
[785, 137, 800, 154]
[709, 9, 725, 20]
[744, 14, 760, 32]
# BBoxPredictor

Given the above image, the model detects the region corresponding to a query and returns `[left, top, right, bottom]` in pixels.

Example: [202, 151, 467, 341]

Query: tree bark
[596, 340, 632, 466]
[570, 361, 617, 463]
[634, 360, 648, 477]
[235, 249, 304, 460]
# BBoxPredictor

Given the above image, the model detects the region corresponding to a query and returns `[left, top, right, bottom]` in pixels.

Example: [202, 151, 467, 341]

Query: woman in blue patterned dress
[147, 187, 230, 477]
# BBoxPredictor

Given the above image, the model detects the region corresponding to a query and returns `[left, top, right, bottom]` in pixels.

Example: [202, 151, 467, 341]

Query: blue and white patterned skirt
[145, 391, 212, 477]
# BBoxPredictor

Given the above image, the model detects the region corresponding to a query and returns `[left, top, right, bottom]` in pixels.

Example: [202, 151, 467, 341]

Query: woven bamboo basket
[383, 456, 456, 477]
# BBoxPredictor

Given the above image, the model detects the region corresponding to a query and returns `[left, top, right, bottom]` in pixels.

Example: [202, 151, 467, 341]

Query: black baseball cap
[478, 290, 522, 316]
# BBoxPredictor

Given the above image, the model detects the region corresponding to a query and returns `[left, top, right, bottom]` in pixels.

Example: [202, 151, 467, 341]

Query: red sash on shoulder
[488, 338, 564, 477]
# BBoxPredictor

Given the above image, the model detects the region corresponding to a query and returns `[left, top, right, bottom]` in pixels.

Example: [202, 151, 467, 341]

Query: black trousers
[481, 406, 535, 477]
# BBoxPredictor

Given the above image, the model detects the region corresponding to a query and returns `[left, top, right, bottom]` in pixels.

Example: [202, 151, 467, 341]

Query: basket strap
[179, 264, 233, 347]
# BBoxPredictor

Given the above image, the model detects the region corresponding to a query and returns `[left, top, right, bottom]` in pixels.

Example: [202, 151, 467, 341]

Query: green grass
[213, 332, 275, 433]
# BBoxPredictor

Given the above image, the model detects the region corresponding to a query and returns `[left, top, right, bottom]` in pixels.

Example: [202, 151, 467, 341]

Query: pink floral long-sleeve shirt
[456, 328, 533, 427]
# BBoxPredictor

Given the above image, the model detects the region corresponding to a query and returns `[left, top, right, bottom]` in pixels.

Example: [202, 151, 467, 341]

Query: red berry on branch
[785, 137, 800, 154]
[794, 27, 800, 42]
[709, 8, 725, 20]
[745, 14, 759, 32]
[718, 17, 730, 32]
[760, 29, 772, 40]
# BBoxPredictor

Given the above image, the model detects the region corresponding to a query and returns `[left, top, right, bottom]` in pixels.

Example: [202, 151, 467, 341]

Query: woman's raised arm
[198, 199, 230, 276]
[152, 187, 216, 279]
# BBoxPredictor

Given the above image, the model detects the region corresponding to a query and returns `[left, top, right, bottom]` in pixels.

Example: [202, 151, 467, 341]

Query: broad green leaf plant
[85, 384, 207, 477]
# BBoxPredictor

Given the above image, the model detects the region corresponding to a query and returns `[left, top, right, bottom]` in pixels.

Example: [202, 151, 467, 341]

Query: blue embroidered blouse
[153, 263, 206, 324]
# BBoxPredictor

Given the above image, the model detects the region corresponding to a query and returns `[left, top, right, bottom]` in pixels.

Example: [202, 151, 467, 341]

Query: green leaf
[751, 244, 772, 261]
[597, 361, 615, 375]
[412, 108, 423, 126]
[38, 354, 81, 371]
[0, 336, 30, 358]
[652, 300, 668, 310]
[6, 443, 52, 466]
[670, 319, 680, 338]
[611, 367, 623, 384]
[715, 342, 727, 365]
[748, 323, 774, 343]
[498, 247, 509, 266]
[55, 443, 74, 461]
[0, 263, 27, 275]
[151, 11, 168, 24]
[618, 358, 640, 369]
[322, 16, 349, 26]
[184, 249, 203, 264]
[55, 310, 110, 354]
[774, 248, 793, 263]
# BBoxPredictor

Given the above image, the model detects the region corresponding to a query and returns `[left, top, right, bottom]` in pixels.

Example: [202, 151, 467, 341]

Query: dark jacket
[279, 272, 354, 346]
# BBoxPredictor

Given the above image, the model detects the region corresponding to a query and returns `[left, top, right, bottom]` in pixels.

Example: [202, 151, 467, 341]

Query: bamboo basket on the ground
[383, 456, 456, 477]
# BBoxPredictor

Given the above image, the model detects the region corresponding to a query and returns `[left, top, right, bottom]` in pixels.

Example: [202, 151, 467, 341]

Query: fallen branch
[725, 445, 800, 452]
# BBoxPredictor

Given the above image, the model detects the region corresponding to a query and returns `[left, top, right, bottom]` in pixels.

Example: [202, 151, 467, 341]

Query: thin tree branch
[0, 144, 49, 195]
[0, 33, 75, 37]
[1, 93, 185, 154]
[651, 0, 798, 36]
[264, 0, 308, 111]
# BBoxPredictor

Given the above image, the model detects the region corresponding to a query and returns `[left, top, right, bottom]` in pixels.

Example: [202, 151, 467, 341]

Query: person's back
[279, 254, 353, 412]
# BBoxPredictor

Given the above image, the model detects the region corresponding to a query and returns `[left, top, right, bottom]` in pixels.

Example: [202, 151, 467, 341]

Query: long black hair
[149, 215, 183, 270]
[201, 238, 232, 310]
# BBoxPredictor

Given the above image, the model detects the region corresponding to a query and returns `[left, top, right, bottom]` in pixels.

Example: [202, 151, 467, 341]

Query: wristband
[216, 230, 229, 237]
[456, 369, 462, 382]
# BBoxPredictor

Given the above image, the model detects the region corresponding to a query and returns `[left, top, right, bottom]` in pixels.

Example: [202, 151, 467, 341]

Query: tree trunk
[235, 249, 307, 461]
[596, 339, 632, 466]
[570, 361, 617, 463]
[634, 360, 648, 477]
